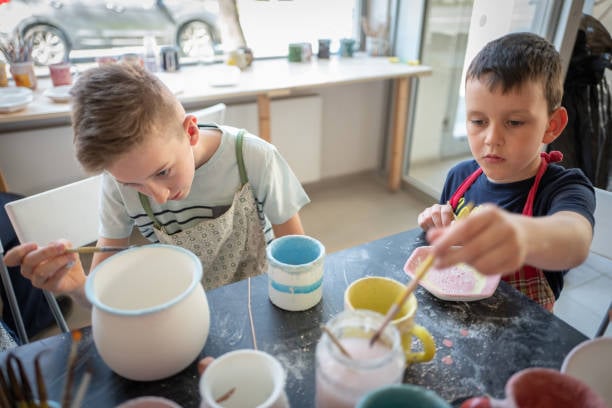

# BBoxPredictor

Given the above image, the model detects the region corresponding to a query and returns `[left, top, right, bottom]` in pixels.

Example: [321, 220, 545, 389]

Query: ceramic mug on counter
[267, 234, 325, 311]
[344, 276, 435, 364]
[85, 244, 210, 381]
[48, 62, 72, 86]
[199, 349, 288, 408]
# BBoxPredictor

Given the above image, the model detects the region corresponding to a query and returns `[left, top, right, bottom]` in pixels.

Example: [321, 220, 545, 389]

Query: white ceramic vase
[85, 244, 210, 381]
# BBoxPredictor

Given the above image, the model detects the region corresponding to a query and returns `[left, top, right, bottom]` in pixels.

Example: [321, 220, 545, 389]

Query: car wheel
[24, 24, 70, 66]
[177, 20, 215, 59]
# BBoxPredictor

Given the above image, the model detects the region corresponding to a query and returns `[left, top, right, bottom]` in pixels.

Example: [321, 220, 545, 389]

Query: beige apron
[138, 130, 268, 290]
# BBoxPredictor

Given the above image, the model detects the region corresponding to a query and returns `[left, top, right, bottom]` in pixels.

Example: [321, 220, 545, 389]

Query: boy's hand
[426, 204, 526, 277]
[418, 203, 455, 230]
[4, 239, 86, 295]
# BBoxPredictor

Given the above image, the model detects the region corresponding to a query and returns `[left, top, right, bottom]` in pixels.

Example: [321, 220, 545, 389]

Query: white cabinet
[225, 95, 322, 184]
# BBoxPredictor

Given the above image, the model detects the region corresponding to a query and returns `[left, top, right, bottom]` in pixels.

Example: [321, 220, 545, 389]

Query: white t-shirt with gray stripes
[98, 125, 310, 245]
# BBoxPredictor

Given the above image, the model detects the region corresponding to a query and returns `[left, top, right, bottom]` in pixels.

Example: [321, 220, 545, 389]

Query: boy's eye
[469, 119, 486, 126]
[506, 120, 524, 127]
[156, 169, 170, 177]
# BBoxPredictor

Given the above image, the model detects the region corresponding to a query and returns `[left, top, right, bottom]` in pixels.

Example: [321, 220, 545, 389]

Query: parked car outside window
[0, 0, 221, 66]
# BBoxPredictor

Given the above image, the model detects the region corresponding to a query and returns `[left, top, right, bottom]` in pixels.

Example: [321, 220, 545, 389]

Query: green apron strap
[235, 129, 248, 186]
[138, 192, 165, 232]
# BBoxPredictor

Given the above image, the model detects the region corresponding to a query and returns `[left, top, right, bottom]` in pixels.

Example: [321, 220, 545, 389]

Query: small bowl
[561, 337, 612, 406]
[404, 246, 500, 301]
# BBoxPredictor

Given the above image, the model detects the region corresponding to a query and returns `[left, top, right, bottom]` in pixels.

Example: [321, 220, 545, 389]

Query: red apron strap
[522, 151, 563, 216]
[449, 167, 483, 210]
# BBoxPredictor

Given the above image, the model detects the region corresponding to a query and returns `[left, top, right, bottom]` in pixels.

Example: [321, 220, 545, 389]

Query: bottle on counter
[143, 35, 159, 72]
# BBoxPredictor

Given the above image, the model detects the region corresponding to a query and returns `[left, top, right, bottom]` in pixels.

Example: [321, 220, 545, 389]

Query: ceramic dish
[403, 246, 500, 301]
[561, 336, 612, 406]
[0, 87, 34, 113]
[43, 85, 72, 102]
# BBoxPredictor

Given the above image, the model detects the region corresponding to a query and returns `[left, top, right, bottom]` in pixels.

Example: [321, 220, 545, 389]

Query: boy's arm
[272, 214, 305, 237]
[427, 205, 592, 276]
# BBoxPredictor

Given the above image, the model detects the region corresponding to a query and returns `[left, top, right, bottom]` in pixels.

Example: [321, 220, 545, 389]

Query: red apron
[448, 151, 563, 311]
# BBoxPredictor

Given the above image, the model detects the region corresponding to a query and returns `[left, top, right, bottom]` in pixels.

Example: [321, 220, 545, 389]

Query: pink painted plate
[403, 246, 500, 301]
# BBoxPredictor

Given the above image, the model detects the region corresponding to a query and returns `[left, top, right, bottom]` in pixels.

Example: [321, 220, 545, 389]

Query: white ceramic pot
[85, 245, 210, 381]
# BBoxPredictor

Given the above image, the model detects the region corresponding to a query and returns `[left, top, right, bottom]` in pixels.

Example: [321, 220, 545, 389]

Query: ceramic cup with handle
[460, 367, 608, 408]
[85, 244, 210, 381]
[344, 276, 435, 363]
[267, 234, 325, 311]
[199, 349, 288, 408]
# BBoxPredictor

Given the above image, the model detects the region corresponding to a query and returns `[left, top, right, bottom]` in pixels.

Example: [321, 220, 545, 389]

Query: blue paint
[270, 277, 323, 294]
[267, 235, 325, 267]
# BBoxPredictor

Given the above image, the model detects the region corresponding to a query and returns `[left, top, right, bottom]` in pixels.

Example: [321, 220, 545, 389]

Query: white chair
[189, 103, 226, 125]
[592, 188, 612, 337]
[591, 187, 612, 259]
[3, 175, 103, 338]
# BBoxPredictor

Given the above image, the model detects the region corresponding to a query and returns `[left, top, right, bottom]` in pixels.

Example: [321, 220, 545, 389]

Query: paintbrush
[61, 330, 82, 408]
[0, 369, 11, 408]
[321, 325, 353, 359]
[370, 202, 474, 346]
[69, 365, 92, 408]
[34, 350, 50, 408]
[65, 246, 134, 254]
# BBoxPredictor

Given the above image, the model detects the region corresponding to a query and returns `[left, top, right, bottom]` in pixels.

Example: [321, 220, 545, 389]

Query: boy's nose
[146, 183, 170, 204]
[484, 124, 504, 145]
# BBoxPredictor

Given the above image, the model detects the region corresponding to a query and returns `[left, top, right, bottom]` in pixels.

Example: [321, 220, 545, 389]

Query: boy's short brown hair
[466, 32, 563, 113]
[71, 63, 185, 173]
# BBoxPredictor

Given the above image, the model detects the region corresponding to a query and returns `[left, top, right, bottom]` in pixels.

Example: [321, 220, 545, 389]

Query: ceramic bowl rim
[561, 336, 612, 373]
[266, 234, 325, 269]
[356, 383, 450, 407]
[199, 348, 286, 407]
[84, 244, 202, 316]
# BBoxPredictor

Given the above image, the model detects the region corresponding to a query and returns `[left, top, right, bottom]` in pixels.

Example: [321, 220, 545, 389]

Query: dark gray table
[0, 228, 588, 407]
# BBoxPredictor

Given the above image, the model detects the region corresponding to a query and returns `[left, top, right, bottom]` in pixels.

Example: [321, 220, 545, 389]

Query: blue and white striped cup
[267, 235, 325, 311]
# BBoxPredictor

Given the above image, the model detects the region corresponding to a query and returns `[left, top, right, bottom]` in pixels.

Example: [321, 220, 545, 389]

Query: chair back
[189, 103, 226, 125]
[3, 175, 103, 337]
[4, 175, 102, 248]
[592, 187, 612, 259]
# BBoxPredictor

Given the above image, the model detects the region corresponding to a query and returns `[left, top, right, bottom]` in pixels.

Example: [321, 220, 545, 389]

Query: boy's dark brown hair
[71, 63, 184, 173]
[466, 32, 563, 113]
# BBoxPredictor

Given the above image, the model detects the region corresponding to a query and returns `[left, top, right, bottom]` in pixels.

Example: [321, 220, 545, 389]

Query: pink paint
[316, 337, 404, 408]
[441, 355, 453, 365]
[443, 339, 453, 348]
[460, 329, 469, 337]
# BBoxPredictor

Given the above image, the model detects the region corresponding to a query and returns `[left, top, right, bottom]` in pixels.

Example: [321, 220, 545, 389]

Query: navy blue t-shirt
[440, 159, 596, 299]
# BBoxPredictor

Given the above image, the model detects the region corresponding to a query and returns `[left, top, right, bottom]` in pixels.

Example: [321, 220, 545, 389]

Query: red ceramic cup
[48, 62, 72, 87]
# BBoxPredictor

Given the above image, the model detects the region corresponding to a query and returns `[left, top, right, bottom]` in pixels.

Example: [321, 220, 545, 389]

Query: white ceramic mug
[85, 244, 210, 381]
[199, 349, 288, 408]
[267, 235, 325, 311]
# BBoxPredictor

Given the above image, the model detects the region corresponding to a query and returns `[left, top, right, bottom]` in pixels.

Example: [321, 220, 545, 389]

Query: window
[0, 0, 359, 67]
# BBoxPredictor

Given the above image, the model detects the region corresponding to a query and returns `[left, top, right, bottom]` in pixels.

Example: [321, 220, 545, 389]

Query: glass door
[403, 0, 584, 198]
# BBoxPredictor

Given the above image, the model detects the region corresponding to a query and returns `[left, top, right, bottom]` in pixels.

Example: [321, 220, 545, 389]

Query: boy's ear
[183, 115, 199, 145]
[543, 107, 568, 144]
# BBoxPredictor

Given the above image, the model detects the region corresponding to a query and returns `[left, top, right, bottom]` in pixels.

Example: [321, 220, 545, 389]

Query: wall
[0, 80, 387, 195]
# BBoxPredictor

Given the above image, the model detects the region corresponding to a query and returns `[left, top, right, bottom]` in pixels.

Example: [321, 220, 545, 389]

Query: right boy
[417, 33, 595, 310]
